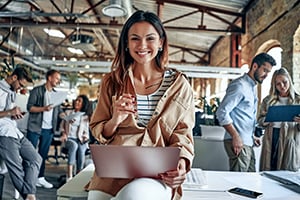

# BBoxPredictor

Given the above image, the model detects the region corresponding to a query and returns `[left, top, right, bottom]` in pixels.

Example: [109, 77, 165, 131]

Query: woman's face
[127, 21, 162, 65]
[275, 74, 290, 97]
[74, 97, 83, 111]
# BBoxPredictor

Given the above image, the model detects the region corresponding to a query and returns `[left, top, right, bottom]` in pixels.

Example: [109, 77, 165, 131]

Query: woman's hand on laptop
[159, 158, 187, 189]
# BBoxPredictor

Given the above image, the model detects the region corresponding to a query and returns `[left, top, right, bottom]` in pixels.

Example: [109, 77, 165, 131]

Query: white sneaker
[14, 189, 20, 199]
[36, 177, 53, 189]
[66, 176, 73, 182]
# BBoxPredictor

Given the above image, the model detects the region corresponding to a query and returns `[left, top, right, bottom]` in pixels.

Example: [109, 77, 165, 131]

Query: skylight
[43, 28, 65, 38]
[67, 47, 84, 55]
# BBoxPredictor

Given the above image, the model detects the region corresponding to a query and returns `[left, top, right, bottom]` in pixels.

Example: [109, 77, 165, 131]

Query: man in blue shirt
[216, 53, 276, 172]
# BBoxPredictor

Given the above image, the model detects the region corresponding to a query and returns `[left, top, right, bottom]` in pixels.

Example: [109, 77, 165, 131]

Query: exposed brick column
[293, 26, 300, 91]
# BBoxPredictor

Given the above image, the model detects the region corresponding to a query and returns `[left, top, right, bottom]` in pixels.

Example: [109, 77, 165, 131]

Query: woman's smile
[136, 50, 149, 56]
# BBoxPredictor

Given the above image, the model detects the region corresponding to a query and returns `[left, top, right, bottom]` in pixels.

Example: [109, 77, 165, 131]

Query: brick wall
[210, 0, 300, 94]
[241, 0, 299, 73]
[205, 36, 231, 98]
[210, 36, 230, 67]
[293, 26, 300, 91]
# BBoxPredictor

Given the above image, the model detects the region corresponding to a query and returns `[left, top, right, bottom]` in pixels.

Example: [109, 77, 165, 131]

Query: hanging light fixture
[102, 0, 127, 17]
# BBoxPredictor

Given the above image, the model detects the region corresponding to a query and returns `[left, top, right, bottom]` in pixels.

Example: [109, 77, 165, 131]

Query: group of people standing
[27, 69, 91, 186]
[0, 68, 91, 200]
[0, 9, 299, 200]
[216, 53, 300, 173]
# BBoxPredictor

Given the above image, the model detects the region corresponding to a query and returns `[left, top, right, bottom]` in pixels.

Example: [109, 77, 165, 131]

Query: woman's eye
[130, 37, 139, 41]
[147, 37, 155, 41]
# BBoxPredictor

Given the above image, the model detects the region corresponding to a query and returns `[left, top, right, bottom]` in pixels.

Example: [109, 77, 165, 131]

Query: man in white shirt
[27, 69, 64, 188]
[0, 67, 42, 200]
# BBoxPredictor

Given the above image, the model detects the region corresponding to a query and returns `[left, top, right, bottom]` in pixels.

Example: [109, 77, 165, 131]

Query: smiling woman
[59, 94, 90, 181]
[87, 10, 195, 200]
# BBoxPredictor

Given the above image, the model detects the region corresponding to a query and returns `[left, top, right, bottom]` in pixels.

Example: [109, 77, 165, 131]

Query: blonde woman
[257, 67, 300, 171]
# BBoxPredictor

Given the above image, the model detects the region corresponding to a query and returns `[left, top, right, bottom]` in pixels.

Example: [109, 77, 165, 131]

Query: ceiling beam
[85, 0, 116, 57]
[27, 28, 44, 55]
[162, 10, 200, 24]
[185, 49, 208, 64]
[49, 0, 68, 22]
[0, 0, 12, 10]
[31, 58, 247, 79]
[169, 44, 207, 54]
[157, 0, 243, 17]
[156, 0, 245, 34]
[205, 10, 244, 33]
[0, 19, 243, 35]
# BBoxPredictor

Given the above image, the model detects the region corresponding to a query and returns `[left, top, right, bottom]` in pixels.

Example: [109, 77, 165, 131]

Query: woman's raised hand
[112, 94, 136, 125]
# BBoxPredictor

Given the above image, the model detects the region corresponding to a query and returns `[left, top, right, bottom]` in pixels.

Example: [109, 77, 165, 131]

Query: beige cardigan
[87, 68, 195, 200]
[257, 95, 300, 171]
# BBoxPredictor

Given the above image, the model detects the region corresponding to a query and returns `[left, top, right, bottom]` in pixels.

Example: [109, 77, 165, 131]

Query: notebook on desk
[89, 144, 180, 179]
[262, 171, 300, 194]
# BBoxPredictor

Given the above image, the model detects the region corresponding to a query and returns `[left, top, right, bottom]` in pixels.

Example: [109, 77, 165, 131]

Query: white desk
[184, 169, 300, 199]
[57, 164, 94, 200]
[57, 165, 300, 200]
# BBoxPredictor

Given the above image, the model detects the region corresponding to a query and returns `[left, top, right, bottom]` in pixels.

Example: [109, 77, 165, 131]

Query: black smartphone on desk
[228, 187, 263, 198]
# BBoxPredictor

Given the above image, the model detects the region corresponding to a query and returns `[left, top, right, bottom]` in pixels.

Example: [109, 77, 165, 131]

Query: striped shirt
[136, 69, 176, 127]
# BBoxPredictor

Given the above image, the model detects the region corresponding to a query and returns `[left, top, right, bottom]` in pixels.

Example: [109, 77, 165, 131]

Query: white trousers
[88, 178, 172, 200]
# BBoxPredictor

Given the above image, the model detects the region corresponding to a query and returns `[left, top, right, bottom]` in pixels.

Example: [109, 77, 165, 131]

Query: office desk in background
[57, 164, 300, 200]
[184, 169, 300, 199]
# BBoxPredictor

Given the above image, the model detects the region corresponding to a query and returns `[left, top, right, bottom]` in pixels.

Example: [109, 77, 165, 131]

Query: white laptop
[89, 144, 180, 179]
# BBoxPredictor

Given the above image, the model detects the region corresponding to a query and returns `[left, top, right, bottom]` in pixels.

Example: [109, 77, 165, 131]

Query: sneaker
[36, 177, 53, 189]
[66, 176, 73, 182]
[14, 189, 20, 199]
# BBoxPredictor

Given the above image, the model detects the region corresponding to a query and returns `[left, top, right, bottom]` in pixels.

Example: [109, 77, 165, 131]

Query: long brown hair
[110, 10, 169, 95]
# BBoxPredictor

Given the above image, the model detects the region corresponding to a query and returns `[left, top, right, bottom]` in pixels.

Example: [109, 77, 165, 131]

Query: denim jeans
[66, 138, 88, 172]
[27, 129, 53, 177]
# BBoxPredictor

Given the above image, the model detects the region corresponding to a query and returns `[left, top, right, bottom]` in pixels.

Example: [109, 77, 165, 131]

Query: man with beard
[216, 53, 276, 172]
[0, 67, 41, 200]
[27, 69, 63, 188]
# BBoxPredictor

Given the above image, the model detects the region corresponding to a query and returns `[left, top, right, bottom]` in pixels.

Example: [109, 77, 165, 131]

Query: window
[261, 47, 282, 101]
